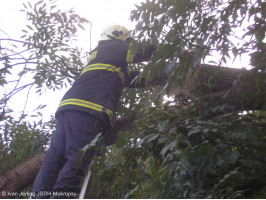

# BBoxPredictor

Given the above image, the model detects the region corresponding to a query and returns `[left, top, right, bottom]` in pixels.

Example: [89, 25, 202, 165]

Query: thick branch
[198, 71, 265, 110]
[157, 64, 265, 110]
[0, 152, 45, 199]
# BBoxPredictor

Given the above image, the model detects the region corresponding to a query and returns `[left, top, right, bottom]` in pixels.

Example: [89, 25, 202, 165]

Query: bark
[0, 152, 45, 199]
[158, 64, 265, 110]
[194, 65, 265, 110]
[163, 64, 247, 96]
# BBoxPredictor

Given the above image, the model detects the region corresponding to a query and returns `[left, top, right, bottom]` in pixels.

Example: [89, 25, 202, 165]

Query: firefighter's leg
[50, 110, 103, 198]
[31, 112, 67, 199]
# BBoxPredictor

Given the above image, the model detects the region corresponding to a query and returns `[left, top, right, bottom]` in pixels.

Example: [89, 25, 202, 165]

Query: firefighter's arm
[124, 39, 169, 88]
[126, 41, 156, 63]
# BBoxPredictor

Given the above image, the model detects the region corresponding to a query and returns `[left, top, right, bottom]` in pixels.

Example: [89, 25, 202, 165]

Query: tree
[0, 0, 266, 199]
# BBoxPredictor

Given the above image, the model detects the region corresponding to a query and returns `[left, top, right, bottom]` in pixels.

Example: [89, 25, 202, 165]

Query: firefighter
[31, 24, 157, 198]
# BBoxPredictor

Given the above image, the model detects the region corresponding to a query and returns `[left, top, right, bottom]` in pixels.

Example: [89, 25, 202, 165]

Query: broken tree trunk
[157, 64, 265, 110]
[194, 65, 265, 110]
[0, 152, 45, 199]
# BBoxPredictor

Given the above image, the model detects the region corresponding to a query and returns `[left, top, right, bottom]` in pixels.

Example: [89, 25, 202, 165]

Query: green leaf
[228, 151, 239, 164]
[22, 3, 28, 9]
[156, 120, 168, 132]
[188, 125, 202, 136]
[160, 141, 176, 156]
[137, 133, 160, 147]
[37, 112, 43, 117]
[26, 25, 33, 30]
[115, 131, 127, 148]
[36, 0, 44, 6]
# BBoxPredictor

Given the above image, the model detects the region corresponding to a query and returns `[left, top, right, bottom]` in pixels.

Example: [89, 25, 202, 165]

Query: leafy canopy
[87, 0, 266, 199]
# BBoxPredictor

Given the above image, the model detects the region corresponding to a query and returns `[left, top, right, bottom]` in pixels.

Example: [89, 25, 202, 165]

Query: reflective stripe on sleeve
[105, 108, 115, 129]
[81, 63, 125, 84]
[58, 98, 115, 128]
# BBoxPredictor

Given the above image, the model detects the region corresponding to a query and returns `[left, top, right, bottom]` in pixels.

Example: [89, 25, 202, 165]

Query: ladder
[79, 161, 94, 199]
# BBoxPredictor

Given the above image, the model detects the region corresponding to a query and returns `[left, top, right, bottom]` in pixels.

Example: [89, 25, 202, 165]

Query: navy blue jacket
[56, 40, 155, 130]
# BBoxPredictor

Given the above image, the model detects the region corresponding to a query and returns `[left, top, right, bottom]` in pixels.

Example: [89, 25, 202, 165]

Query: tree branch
[0, 38, 32, 46]
[0, 48, 35, 59]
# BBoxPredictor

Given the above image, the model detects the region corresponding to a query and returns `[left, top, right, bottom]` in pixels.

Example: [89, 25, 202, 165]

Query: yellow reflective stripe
[59, 98, 103, 111]
[126, 43, 134, 63]
[81, 63, 117, 74]
[81, 63, 125, 83]
[58, 98, 115, 128]
[105, 108, 115, 128]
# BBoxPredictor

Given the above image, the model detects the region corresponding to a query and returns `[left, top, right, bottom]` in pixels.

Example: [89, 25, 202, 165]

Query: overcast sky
[0, 0, 143, 49]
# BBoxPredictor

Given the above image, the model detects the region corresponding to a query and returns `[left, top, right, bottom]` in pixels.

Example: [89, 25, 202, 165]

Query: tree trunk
[163, 64, 247, 96]
[194, 65, 265, 110]
[159, 64, 265, 110]
[0, 152, 45, 199]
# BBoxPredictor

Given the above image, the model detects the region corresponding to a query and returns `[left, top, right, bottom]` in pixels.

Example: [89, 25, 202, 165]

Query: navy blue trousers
[32, 110, 104, 198]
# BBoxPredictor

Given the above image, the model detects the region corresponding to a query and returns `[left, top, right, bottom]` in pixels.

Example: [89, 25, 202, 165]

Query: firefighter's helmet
[99, 24, 132, 41]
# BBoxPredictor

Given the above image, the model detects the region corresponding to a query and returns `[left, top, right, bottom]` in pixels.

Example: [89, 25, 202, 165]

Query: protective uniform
[32, 25, 155, 198]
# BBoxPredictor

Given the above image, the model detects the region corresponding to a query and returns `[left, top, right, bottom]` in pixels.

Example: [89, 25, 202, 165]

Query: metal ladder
[79, 161, 94, 199]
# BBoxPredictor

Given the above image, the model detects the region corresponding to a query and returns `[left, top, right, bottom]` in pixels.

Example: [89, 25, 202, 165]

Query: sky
[56, 0, 143, 48]
[0, 0, 144, 53]
[0, 0, 144, 121]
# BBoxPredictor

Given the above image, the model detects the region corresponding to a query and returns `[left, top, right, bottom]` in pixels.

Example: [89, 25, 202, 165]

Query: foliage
[87, 0, 266, 199]
[0, 0, 89, 106]
[88, 104, 266, 199]
[130, 0, 265, 93]
[0, 115, 54, 176]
